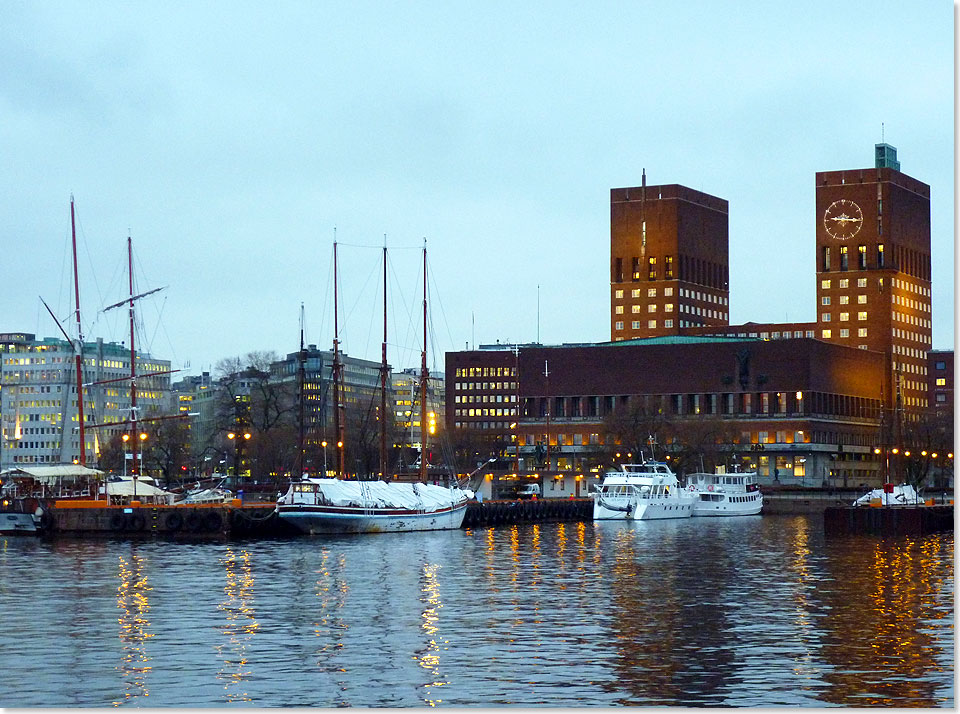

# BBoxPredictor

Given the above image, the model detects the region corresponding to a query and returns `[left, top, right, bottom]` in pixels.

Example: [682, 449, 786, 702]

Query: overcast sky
[1, 1, 953, 377]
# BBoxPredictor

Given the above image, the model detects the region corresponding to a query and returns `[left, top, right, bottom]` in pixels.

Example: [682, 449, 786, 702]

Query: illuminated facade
[0, 332, 171, 468]
[610, 179, 729, 340]
[391, 368, 445, 451]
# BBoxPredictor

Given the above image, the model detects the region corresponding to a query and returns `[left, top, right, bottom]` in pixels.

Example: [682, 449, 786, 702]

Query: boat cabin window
[294, 483, 318, 493]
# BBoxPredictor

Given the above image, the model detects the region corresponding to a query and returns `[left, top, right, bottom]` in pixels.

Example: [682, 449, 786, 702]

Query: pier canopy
[1, 465, 104, 483]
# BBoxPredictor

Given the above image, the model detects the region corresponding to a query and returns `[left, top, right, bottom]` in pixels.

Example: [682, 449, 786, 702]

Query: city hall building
[446, 144, 947, 493]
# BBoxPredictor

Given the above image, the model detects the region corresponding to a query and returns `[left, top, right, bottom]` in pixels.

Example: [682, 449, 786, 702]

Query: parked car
[516, 483, 541, 499]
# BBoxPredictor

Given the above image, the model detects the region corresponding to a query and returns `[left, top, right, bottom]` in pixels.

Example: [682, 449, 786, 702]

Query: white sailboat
[276, 240, 473, 534]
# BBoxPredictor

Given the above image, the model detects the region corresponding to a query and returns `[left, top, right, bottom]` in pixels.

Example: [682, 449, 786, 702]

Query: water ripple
[0, 516, 952, 707]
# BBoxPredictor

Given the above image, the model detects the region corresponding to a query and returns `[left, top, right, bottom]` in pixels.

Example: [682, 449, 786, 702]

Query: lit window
[665, 303, 674, 312]
[858, 311, 868, 321]
[936, 378, 946, 386]
[839, 295, 849, 304]
[647, 288, 657, 297]
[821, 279, 831, 289]
[664, 287, 673, 297]
[632, 305, 641, 313]
[631, 289, 640, 298]
[858, 328, 868, 337]
[822, 329, 832, 338]
[648, 304, 657, 313]
[615, 305, 624, 314]
[858, 294, 867, 304]
[839, 312, 849, 321]
[648, 320, 657, 329]
[857, 278, 867, 287]
[615, 289, 623, 299]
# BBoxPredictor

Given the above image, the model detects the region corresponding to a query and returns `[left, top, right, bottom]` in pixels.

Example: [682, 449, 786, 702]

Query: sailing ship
[276, 240, 474, 534]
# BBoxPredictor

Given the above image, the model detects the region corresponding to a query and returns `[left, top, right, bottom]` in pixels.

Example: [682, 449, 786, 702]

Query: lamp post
[321, 440, 328, 477]
[227, 430, 252, 491]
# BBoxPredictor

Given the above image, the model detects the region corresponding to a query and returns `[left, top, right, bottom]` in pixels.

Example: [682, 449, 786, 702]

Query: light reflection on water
[0, 515, 952, 707]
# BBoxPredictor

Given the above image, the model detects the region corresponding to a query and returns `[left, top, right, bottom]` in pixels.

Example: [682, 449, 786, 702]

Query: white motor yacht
[593, 461, 695, 520]
[685, 472, 763, 516]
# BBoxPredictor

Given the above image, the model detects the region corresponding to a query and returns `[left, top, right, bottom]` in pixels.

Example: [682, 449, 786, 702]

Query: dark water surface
[0, 515, 953, 707]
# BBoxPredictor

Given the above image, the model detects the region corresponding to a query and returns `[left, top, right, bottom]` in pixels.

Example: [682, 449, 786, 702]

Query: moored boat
[276, 239, 475, 535]
[593, 461, 695, 520]
[852, 483, 922, 507]
[276, 478, 472, 534]
[685, 471, 763, 516]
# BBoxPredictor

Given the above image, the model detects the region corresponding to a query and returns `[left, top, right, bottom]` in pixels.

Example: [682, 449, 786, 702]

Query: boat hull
[0, 512, 39, 534]
[691, 501, 763, 517]
[277, 502, 468, 534]
[593, 497, 694, 520]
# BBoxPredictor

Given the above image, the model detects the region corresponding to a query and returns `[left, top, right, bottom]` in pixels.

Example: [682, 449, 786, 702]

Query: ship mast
[332, 239, 346, 479]
[380, 237, 388, 480]
[70, 198, 87, 466]
[297, 302, 306, 479]
[419, 240, 428, 483]
[127, 236, 139, 476]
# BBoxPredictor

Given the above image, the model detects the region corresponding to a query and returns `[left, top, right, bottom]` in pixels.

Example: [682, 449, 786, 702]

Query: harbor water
[0, 514, 953, 707]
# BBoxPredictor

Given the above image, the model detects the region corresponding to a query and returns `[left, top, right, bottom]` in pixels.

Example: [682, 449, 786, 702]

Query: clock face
[823, 199, 863, 240]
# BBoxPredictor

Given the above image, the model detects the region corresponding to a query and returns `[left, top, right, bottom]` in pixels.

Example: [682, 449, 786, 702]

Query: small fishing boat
[593, 461, 695, 520]
[685, 471, 763, 516]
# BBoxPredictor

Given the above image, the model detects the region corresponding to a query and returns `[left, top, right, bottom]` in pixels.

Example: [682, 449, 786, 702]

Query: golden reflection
[314, 548, 349, 672]
[114, 549, 153, 705]
[788, 517, 818, 680]
[816, 533, 955, 706]
[415, 563, 448, 706]
[215, 547, 258, 703]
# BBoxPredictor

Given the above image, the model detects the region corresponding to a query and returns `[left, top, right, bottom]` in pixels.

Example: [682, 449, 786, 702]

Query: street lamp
[321, 440, 328, 476]
[227, 430, 251, 490]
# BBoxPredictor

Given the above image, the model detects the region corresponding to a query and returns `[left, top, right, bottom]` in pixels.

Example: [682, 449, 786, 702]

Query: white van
[517, 483, 541, 499]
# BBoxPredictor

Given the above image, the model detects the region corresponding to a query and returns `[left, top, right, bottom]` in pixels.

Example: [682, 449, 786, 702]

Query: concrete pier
[823, 504, 954, 536]
[47, 500, 298, 538]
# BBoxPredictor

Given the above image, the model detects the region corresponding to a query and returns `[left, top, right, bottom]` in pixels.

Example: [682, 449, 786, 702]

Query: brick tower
[610, 173, 729, 340]
[814, 144, 932, 414]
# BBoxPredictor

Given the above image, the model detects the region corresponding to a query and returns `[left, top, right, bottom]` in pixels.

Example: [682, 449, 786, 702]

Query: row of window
[893, 312, 931, 331]
[821, 311, 869, 322]
[821, 295, 868, 305]
[454, 408, 519, 418]
[455, 381, 518, 392]
[822, 243, 882, 272]
[614, 320, 676, 330]
[893, 294, 930, 312]
[613, 286, 729, 306]
[454, 394, 517, 404]
[821, 328, 869, 339]
[454, 367, 517, 378]
[892, 328, 931, 345]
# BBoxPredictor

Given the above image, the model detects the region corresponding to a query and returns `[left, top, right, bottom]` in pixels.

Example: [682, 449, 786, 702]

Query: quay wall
[824, 505, 954, 537]
[48, 501, 297, 538]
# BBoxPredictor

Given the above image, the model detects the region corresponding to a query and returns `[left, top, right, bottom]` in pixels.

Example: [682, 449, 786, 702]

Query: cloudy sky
[1, 1, 953, 376]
